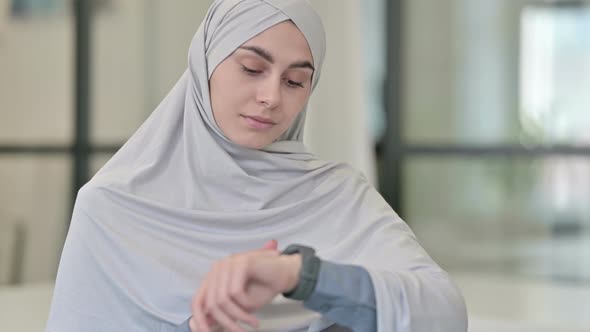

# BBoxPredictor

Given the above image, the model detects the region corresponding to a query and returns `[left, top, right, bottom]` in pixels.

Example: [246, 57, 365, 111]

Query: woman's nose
[256, 77, 282, 109]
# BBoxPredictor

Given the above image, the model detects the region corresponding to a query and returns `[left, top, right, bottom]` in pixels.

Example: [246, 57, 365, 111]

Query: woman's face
[209, 21, 314, 149]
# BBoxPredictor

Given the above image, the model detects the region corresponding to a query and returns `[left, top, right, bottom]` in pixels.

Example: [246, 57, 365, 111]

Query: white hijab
[46, 0, 467, 331]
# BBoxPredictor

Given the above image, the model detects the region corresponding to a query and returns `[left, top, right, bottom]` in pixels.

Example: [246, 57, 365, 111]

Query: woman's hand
[189, 240, 302, 332]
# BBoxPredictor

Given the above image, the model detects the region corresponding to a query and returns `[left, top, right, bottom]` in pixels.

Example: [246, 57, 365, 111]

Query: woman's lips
[241, 115, 276, 130]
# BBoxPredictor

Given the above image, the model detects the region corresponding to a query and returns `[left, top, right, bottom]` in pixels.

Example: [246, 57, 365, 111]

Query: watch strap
[281, 244, 321, 301]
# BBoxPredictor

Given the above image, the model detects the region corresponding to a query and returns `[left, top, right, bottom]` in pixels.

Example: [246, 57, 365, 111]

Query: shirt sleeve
[303, 260, 377, 332]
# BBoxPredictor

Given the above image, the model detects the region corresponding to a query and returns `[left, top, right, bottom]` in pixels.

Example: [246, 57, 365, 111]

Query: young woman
[46, 1, 468, 331]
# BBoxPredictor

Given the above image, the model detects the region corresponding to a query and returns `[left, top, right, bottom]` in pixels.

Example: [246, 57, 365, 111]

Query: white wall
[304, 0, 377, 185]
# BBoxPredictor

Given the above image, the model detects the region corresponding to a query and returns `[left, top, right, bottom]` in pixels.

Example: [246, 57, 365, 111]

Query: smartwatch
[281, 244, 321, 301]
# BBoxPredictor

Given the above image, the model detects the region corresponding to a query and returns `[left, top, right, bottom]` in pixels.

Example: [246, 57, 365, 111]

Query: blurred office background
[1, 0, 590, 331]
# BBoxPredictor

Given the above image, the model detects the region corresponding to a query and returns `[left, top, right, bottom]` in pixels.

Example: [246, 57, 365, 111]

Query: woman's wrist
[280, 253, 302, 293]
[280, 245, 321, 301]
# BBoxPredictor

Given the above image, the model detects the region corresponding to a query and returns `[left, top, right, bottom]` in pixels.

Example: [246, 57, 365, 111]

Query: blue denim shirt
[174, 260, 376, 332]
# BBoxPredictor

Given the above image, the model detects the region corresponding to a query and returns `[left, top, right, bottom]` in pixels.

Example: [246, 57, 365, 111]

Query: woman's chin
[231, 136, 273, 150]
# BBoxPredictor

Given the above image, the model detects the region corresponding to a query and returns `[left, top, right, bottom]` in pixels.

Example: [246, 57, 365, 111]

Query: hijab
[46, 1, 467, 331]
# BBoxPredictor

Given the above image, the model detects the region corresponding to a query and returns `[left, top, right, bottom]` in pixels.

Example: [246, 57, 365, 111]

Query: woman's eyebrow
[238, 46, 315, 71]
[289, 60, 315, 71]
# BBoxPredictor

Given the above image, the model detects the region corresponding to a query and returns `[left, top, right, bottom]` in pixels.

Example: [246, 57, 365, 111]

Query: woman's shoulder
[318, 159, 372, 184]
[307, 159, 375, 195]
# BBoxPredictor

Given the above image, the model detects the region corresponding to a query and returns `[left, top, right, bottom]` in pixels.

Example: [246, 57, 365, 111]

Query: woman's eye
[241, 65, 261, 74]
[287, 80, 304, 88]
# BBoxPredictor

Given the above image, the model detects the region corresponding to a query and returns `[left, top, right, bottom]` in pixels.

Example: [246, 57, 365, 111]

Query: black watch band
[281, 244, 321, 301]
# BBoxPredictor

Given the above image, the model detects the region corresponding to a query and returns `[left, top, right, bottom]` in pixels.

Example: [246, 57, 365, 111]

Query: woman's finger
[205, 262, 247, 332]
[228, 257, 258, 311]
[217, 259, 260, 327]
[209, 309, 248, 332]
[193, 275, 213, 332]
[261, 239, 278, 250]
[193, 300, 212, 332]
[195, 270, 225, 331]
[195, 311, 214, 332]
